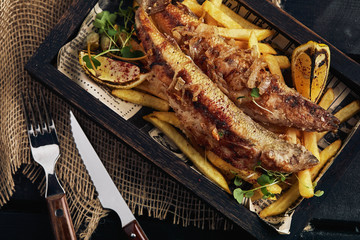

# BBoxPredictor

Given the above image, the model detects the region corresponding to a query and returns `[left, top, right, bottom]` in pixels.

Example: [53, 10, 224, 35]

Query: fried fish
[136, 7, 319, 172]
[152, 3, 339, 132]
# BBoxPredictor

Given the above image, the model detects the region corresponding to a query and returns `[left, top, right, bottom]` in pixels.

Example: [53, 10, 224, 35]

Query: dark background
[1, 0, 359, 239]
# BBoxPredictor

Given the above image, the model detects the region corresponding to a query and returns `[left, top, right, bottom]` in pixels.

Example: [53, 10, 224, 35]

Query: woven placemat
[0, 0, 232, 239]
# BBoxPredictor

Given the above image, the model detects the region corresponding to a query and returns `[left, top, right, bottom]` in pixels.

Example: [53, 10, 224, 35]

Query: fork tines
[21, 89, 56, 137]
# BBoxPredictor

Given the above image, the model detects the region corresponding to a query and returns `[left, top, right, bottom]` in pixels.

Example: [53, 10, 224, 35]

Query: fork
[22, 90, 76, 240]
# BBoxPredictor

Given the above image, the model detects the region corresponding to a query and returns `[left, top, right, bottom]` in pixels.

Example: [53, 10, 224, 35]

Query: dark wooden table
[1, 0, 359, 239]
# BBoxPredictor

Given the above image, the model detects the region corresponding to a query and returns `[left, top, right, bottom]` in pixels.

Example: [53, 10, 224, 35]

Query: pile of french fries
[109, 0, 360, 218]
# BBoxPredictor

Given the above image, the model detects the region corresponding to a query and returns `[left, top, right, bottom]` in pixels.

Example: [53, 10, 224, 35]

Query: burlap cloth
[0, 0, 233, 239]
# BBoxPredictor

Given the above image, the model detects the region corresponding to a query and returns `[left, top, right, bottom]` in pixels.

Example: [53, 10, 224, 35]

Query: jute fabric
[0, 0, 231, 239]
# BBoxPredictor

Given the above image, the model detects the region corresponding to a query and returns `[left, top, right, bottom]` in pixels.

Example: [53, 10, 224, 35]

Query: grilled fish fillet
[136, 8, 319, 172]
[152, 3, 339, 132]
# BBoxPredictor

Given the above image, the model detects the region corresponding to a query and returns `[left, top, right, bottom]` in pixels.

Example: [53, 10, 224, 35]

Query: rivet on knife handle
[46, 193, 77, 240]
[123, 220, 148, 240]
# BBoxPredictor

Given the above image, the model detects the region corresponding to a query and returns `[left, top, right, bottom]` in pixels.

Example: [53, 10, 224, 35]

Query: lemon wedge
[291, 41, 330, 103]
[79, 50, 146, 89]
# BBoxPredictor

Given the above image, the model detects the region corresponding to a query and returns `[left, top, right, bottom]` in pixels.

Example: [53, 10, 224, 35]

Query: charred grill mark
[284, 95, 300, 108]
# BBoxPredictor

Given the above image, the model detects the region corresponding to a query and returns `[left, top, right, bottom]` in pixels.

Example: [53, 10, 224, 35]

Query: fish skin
[136, 7, 319, 172]
[152, 3, 340, 132]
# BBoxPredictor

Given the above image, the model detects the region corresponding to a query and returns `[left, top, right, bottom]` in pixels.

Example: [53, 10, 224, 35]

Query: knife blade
[69, 111, 148, 240]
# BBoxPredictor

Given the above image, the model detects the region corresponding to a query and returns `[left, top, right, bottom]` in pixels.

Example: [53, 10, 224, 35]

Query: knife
[69, 111, 148, 240]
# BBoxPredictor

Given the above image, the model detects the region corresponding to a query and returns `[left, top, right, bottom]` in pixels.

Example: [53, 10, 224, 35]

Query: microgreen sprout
[233, 163, 291, 204]
[83, 1, 144, 69]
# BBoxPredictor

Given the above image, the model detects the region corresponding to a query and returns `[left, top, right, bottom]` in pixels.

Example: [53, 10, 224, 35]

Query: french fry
[203, 1, 243, 29]
[259, 43, 277, 55]
[218, 4, 260, 29]
[216, 27, 273, 41]
[303, 132, 321, 160]
[318, 88, 335, 110]
[260, 140, 341, 218]
[149, 111, 181, 129]
[143, 115, 231, 193]
[259, 181, 300, 218]
[310, 139, 341, 179]
[297, 169, 314, 198]
[299, 132, 320, 198]
[248, 31, 260, 57]
[112, 89, 170, 112]
[274, 55, 290, 69]
[182, 0, 204, 17]
[264, 54, 284, 83]
[204, 13, 220, 26]
[317, 100, 360, 141]
[210, 0, 222, 7]
[334, 100, 360, 123]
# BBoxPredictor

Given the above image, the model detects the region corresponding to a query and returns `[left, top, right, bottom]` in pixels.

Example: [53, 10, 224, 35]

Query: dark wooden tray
[25, 0, 360, 239]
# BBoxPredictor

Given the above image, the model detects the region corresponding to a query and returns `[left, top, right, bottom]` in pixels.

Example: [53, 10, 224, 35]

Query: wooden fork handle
[46, 193, 77, 240]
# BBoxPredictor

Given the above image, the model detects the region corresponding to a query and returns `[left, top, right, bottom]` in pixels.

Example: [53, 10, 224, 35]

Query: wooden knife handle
[46, 193, 77, 240]
[123, 220, 148, 240]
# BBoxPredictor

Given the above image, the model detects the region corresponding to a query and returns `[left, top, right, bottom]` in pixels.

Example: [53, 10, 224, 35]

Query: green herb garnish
[251, 87, 260, 98]
[233, 164, 291, 203]
[89, 1, 143, 63]
[82, 55, 101, 69]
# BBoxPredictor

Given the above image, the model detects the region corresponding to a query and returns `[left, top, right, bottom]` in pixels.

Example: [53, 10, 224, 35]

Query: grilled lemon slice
[291, 41, 330, 103]
[79, 50, 145, 89]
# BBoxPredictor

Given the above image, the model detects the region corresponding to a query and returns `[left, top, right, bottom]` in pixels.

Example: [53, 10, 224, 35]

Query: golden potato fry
[248, 31, 260, 57]
[299, 131, 320, 198]
[297, 169, 313, 198]
[318, 88, 335, 110]
[334, 100, 360, 123]
[259, 181, 300, 218]
[264, 54, 284, 83]
[216, 27, 273, 41]
[259, 140, 341, 218]
[182, 0, 204, 17]
[143, 115, 231, 193]
[317, 100, 360, 141]
[274, 55, 290, 69]
[303, 132, 321, 160]
[149, 111, 181, 129]
[259, 43, 277, 55]
[203, 1, 243, 28]
[310, 139, 341, 179]
[112, 89, 170, 111]
[210, 0, 222, 7]
[218, 4, 260, 29]
[204, 13, 221, 26]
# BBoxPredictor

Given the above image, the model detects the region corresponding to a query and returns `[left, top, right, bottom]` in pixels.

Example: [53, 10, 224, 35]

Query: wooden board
[25, 0, 360, 239]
